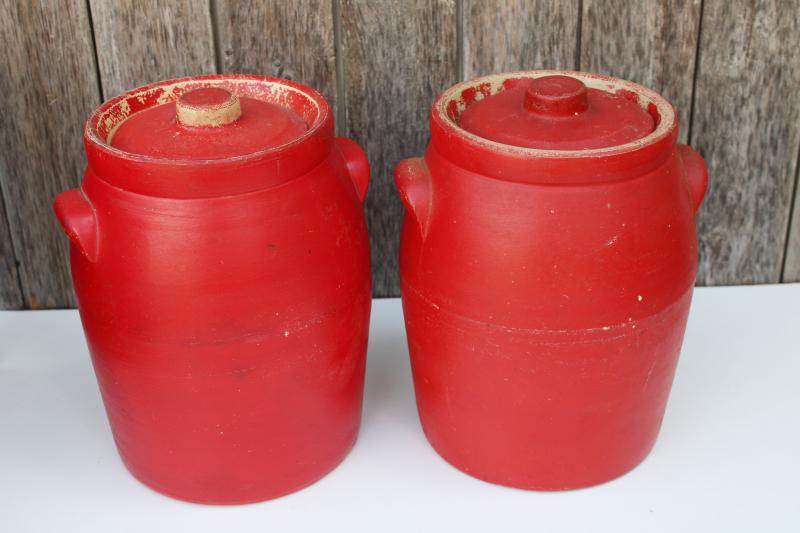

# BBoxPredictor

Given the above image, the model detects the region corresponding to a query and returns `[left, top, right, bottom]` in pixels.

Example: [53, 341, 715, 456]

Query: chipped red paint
[53, 75, 371, 504]
[395, 71, 707, 490]
[459, 75, 654, 150]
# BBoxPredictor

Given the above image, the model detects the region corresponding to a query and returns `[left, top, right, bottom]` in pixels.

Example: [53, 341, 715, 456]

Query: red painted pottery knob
[523, 75, 589, 116]
[176, 87, 242, 127]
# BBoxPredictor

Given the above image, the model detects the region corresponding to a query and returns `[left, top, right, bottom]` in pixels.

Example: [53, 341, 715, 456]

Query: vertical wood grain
[463, 0, 580, 78]
[89, 0, 216, 99]
[580, 0, 701, 144]
[213, 0, 337, 108]
[692, 0, 800, 284]
[0, 197, 22, 308]
[340, 0, 458, 297]
[0, 0, 101, 308]
[781, 155, 800, 282]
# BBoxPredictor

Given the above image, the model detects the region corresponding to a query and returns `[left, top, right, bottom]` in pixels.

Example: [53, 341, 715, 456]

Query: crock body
[54, 76, 371, 503]
[396, 71, 707, 490]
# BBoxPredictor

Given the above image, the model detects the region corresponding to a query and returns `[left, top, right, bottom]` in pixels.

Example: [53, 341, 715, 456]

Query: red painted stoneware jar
[53, 75, 371, 504]
[395, 71, 708, 490]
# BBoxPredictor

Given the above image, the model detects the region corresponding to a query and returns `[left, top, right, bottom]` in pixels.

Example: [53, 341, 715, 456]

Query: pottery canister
[54, 74, 372, 503]
[395, 71, 707, 489]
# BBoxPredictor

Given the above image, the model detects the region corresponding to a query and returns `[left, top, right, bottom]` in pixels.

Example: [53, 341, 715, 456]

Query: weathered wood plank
[692, 0, 800, 285]
[0, 0, 101, 308]
[463, 0, 580, 78]
[340, 0, 459, 297]
[580, 0, 701, 144]
[89, 0, 216, 99]
[782, 165, 800, 282]
[214, 0, 337, 109]
[0, 195, 23, 309]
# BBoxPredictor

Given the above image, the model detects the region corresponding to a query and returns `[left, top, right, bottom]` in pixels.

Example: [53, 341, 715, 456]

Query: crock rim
[84, 73, 331, 166]
[432, 69, 676, 159]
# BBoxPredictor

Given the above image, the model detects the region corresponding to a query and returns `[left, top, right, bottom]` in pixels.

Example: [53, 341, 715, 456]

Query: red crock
[395, 71, 708, 490]
[53, 74, 371, 504]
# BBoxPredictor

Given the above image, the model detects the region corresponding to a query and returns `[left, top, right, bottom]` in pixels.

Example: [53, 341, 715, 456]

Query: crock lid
[430, 71, 677, 185]
[84, 75, 333, 198]
[108, 86, 308, 159]
[457, 74, 656, 150]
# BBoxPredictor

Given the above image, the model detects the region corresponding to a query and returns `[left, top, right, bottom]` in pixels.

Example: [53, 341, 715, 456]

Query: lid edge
[84, 74, 331, 166]
[432, 70, 676, 160]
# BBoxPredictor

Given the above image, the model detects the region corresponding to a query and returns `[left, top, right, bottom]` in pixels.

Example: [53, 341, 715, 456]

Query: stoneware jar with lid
[54, 74, 371, 504]
[395, 71, 708, 490]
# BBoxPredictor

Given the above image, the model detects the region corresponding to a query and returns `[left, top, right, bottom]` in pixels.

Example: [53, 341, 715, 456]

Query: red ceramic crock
[395, 71, 708, 490]
[53, 74, 371, 504]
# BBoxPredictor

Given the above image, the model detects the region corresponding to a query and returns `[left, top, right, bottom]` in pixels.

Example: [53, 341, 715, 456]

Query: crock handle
[335, 137, 370, 203]
[53, 189, 99, 262]
[677, 144, 708, 213]
[395, 157, 431, 237]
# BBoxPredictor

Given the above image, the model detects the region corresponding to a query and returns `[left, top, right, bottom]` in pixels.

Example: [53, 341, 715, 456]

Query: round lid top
[109, 86, 308, 159]
[458, 75, 656, 150]
[84, 75, 333, 198]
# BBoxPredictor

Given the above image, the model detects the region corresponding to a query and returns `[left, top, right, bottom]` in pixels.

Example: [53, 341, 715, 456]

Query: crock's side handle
[677, 144, 708, 212]
[395, 157, 432, 237]
[335, 137, 370, 203]
[53, 189, 99, 262]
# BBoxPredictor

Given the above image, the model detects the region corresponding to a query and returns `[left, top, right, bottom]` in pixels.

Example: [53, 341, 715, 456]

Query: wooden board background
[340, 0, 459, 294]
[0, 0, 101, 308]
[1, 0, 799, 307]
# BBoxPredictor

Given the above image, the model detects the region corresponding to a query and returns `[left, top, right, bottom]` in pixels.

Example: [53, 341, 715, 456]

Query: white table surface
[1, 285, 799, 532]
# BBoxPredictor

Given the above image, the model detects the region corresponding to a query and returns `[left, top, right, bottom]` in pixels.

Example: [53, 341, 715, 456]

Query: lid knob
[523, 75, 589, 117]
[176, 87, 242, 127]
